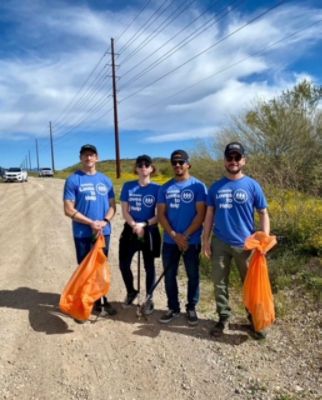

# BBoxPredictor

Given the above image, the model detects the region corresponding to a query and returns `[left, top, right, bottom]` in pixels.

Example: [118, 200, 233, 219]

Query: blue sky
[0, 0, 321, 170]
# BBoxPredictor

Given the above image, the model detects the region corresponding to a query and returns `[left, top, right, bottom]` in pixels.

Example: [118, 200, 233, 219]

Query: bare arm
[63, 199, 101, 232]
[257, 208, 270, 235]
[105, 198, 116, 222]
[202, 206, 215, 258]
[182, 202, 206, 238]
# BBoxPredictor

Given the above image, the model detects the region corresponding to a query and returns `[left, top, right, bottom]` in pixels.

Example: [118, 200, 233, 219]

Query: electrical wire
[120, 1, 285, 103]
[120, 0, 240, 89]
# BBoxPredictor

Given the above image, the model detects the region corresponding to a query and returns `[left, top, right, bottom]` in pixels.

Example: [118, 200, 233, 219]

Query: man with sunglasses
[203, 142, 270, 339]
[157, 150, 207, 325]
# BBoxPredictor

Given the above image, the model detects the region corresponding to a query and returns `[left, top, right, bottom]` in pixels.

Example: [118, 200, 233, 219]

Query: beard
[225, 165, 242, 175]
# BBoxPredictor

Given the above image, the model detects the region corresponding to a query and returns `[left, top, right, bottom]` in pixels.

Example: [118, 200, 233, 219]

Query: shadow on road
[92, 301, 249, 346]
[0, 287, 73, 335]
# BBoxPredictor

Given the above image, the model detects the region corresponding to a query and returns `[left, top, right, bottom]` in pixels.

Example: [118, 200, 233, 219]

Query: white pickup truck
[3, 167, 28, 182]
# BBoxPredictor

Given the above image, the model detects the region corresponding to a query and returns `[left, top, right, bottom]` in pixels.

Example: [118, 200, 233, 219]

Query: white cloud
[0, 0, 321, 146]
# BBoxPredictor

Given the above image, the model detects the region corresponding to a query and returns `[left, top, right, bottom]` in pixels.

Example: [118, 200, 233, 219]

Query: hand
[203, 241, 212, 259]
[133, 222, 145, 238]
[90, 220, 103, 234]
[174, 233, 189, 252]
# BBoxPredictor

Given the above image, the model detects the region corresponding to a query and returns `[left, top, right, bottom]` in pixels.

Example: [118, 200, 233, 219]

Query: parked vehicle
[39, 167, 54, 177]
[3, 167, 28, 182]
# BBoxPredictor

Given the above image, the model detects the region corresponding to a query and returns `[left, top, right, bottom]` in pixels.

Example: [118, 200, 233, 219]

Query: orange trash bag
[243, 231, 277, 332]
[59, 234, 110, 321]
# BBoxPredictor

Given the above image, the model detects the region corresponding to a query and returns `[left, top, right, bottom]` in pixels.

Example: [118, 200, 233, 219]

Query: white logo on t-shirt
[233, 189, 248, 204]
[181, 189, 194, 203]
[143, 195, 155, 207]
[96, 183, 108, 196]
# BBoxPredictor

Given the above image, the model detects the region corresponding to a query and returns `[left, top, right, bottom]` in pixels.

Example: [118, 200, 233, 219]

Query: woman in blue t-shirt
[119, 155, 161, 315]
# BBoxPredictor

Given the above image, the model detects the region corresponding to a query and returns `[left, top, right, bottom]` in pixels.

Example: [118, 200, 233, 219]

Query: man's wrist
[104, 217, 110, 224]
[170, 230, 176, 238]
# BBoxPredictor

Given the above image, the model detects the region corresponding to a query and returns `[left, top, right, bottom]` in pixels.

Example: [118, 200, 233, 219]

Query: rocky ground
[0, 178, 320, 400]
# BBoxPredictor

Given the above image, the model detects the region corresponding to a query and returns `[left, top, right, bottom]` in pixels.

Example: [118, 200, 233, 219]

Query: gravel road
[0, 178, 320, 400]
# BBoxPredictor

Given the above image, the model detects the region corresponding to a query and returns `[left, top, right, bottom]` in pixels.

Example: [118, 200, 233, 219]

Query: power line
[118, 0, 171, 55]
[116, 0, 153, 42]
[121, 19, 322, 124]
[53, 93, 113, 143]
[120, 0, 240, 89]
[52, 52, 108, 127]
[119, 0, 197, 65]
[120, 1, 285, 104]
[54, 70, 110, 135]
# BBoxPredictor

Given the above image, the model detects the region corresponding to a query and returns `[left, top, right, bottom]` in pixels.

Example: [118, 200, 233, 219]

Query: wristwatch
[104, 218, 110, 224]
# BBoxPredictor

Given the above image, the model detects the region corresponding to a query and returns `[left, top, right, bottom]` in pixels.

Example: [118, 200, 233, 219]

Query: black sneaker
[247, 313, 267, 340]
[104, 301, 117, 316]
[93, 298, 105, 313]
[94, 297, 117, 316]
[142, 299, 154, 316]
[122, 290, 139, 308]
[186, 309, 198, 326]
[73, 318, 86, 324]
[209, 316, 229, 337]
[159, 310, 180, 324]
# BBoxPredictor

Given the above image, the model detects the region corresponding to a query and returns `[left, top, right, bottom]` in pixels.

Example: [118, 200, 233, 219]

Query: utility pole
[35, 139, 40, 172]
[49, 121, 55, 172]
[29, 150, 32, 170]
[111, 38, 121, 178]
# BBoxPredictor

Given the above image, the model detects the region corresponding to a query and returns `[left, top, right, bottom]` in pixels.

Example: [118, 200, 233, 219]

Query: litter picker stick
[136, 250, 142, 317]
[139, 264, 170, 315]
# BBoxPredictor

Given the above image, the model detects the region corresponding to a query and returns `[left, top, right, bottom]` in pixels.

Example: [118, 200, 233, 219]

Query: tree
[196, 80, 322, 194]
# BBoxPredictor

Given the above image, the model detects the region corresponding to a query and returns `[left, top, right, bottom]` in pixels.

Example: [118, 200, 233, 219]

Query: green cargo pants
[211, 236, 251, 319]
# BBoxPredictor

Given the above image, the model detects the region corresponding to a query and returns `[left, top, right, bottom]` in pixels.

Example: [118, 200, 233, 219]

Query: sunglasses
[225, 154, 242, 162]
[136, 162, 151, 168]
[171, 160, 186, 166]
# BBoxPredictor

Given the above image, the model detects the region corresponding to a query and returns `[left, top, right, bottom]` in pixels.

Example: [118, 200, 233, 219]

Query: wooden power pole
[111, 38, 121, 178]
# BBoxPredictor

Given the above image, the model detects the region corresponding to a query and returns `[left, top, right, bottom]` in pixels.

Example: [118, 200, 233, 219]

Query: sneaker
[247, 313, 267, 340]
[159, 310, 180, 324]
[73, 318, 86, 324]
[93, 298, 105, 313]
[93, 297, 117, 316]
[142, 299, 154, 316]
[186, 309, 198, 326]
[123, 290, 139, 308]
[209, 316, 229, 337]
[104, 301, 117, 316]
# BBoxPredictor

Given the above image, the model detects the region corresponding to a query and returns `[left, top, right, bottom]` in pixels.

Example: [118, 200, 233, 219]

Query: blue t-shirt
[157, 176, 207, 244]
[120, 180, 160, 222]
[207, 176, 268, 247]
[63, 171, 115, 238]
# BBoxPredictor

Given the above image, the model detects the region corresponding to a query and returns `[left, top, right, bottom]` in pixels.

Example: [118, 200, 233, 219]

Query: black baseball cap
[170, 149, 189, 162]
[80, 144, 97, 154]
[224, 142, 245, 157]
[136, 154, 152, 165]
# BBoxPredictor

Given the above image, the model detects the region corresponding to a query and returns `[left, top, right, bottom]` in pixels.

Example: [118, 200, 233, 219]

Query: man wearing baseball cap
[203, 142, 270, 339]
[63, 144, 117, 320]
[157, 149, 207, 325]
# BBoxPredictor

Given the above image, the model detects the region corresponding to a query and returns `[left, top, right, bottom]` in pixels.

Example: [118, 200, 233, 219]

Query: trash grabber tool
[140, 263, 171, 315]
[136, 250, 142, 318]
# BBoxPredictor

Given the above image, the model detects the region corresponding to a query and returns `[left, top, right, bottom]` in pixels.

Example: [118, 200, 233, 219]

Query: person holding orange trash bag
[63, 144, 117, 321]
[203, 142, 270, 339]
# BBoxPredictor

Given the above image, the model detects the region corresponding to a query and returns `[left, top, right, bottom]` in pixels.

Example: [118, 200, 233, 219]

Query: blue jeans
[74, 235, 110, 264]
[162, 243, 201, 312]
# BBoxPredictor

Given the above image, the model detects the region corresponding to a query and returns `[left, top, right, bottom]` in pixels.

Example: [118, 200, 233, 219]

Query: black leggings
[119, 224, 160, 295]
